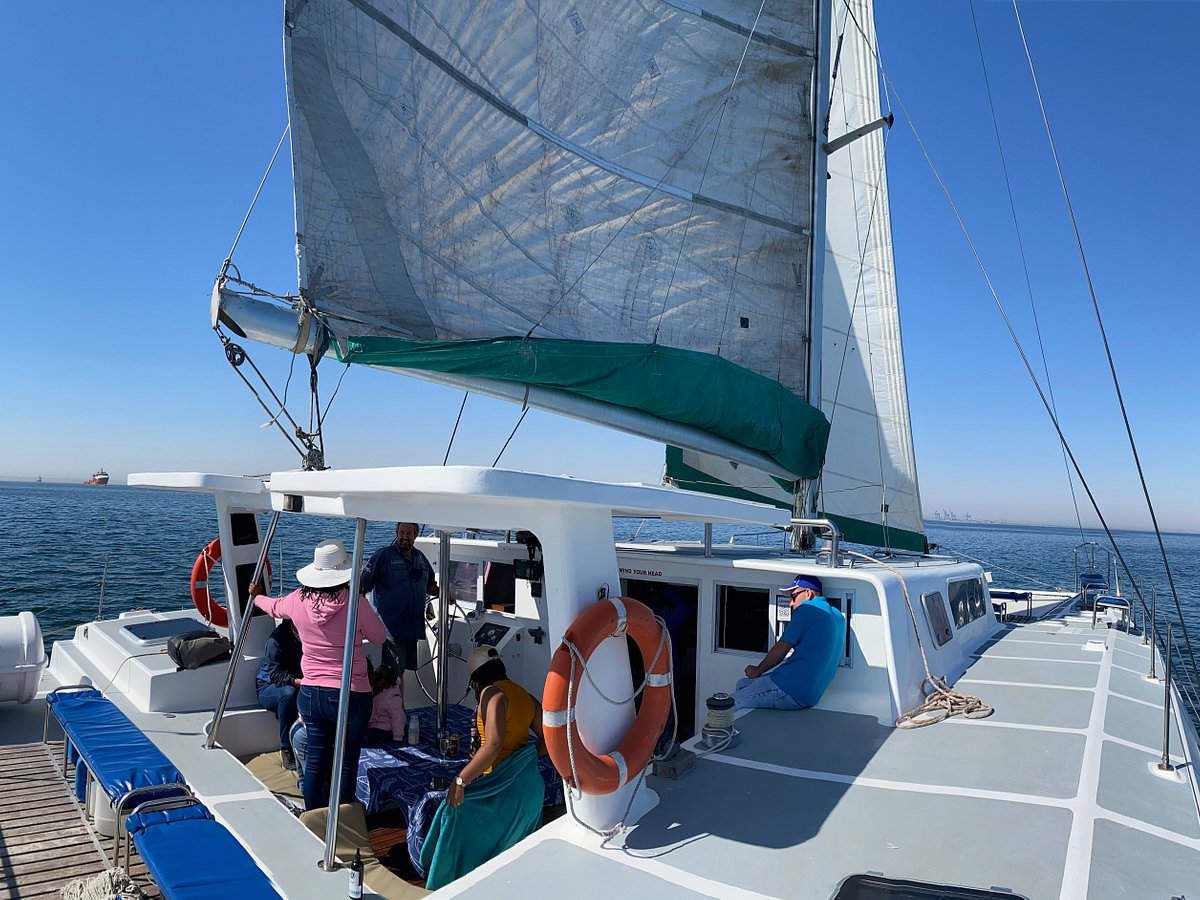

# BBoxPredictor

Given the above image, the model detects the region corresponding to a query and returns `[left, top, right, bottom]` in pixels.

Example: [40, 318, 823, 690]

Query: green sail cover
[664, 447, 926, 551]
[343, 336, 831, 479]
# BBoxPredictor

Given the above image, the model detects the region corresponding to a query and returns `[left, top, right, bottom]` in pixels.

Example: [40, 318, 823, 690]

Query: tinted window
[947, 578, 988, 629]
[716, 585, 770, 652]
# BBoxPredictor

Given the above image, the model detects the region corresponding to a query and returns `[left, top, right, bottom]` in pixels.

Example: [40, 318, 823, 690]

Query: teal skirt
[420, 743, 545, 890]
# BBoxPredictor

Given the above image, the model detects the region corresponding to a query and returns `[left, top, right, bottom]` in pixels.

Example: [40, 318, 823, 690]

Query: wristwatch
[454, 775, 466, 787]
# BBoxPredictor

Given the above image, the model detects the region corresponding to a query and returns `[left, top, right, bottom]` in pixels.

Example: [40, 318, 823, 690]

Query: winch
[696, 691, 739, 752]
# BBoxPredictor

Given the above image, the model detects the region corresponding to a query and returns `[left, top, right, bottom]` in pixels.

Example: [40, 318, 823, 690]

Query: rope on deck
[843, 550, 994, 729]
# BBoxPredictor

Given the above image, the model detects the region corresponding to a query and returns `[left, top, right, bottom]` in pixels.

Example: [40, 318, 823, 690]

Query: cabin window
[921, 591, 954, 646]
[825, 593, 854, 664]
[228, 513, 260, 546]
[947, 577, 988, 629]
[716, 584, 771, 653]
[449, 560, 480, 610]
[482, 561, 516, 612]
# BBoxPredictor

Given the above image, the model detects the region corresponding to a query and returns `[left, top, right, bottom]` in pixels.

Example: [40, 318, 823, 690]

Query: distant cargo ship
[83, 469, 109, 486]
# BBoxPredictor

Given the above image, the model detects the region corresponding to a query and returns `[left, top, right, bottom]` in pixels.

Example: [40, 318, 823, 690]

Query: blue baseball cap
[781, 574, 822, 594]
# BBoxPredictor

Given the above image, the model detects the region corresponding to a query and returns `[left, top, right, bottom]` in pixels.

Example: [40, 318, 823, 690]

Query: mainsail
[216, 0, 831, 481]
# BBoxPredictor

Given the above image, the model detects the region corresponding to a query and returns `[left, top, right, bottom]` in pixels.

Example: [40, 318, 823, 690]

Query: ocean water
[3, 480, 1198, 708]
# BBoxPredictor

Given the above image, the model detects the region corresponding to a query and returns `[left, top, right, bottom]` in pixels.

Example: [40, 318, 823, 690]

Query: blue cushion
[1079, 573, 1107, 587]
[48, 688, 103, 706]
[131, 809, 285, 900]
[126, 804, 211, 836]
[50, 691, 183, 805]
[1095, 596, 1130, 608]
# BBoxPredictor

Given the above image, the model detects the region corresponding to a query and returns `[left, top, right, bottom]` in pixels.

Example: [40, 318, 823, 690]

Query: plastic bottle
[469, 726, 480, 755]
[407, 716, 420, 746]
[348, 849, 363, 899]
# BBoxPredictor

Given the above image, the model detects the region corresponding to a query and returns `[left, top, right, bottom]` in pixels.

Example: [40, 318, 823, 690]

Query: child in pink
[366, 663, 407, 744]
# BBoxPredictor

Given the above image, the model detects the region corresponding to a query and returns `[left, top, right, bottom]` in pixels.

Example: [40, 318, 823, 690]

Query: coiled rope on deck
[843, 550, 993, 729]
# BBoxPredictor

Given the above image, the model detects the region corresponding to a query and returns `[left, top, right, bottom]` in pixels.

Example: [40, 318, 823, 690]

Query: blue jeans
[733, 675, 806, 710]
[257, 682, 299, 750]
[289, 719, 308, 797]
[297, 685, 372, 811]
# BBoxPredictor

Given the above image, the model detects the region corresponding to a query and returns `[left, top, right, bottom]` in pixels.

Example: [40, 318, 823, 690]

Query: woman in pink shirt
[250, 539, 388, 810]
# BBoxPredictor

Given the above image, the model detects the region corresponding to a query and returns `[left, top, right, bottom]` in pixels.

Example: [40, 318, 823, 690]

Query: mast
[799, 0, 836, 538]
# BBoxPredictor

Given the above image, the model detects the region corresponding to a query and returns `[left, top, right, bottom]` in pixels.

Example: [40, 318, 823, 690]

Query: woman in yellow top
[422, 647, 547, 888]
[447, 646, 546, 807]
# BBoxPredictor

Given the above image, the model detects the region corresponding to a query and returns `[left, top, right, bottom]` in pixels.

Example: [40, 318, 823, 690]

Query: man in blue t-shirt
[361, 521, 439, 673]
[733, 574, 846, 710]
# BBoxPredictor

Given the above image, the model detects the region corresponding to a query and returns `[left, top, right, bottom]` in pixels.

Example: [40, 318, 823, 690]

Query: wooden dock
[0, 741, 157, 899]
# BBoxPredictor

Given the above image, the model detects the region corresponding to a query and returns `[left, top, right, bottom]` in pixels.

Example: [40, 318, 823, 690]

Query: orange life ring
[542, 597, 672, 795]
[190, 539, 271, 629]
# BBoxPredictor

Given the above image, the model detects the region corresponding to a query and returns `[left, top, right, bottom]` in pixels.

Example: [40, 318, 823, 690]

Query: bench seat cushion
[128, 805, 284, 900]
[50, 690, 182, 804]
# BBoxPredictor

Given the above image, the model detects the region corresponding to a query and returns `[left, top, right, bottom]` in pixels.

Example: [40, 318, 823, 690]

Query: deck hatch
[833, 874, 1029, 898]
[121, 617, 208, 644]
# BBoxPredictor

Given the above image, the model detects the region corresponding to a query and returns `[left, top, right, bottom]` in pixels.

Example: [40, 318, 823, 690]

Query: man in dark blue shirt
[361, 521, 439, 673]
[256, 620, 304, 768]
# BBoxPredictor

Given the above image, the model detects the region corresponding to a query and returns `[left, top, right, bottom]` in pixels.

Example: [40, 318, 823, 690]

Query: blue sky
[2, 2, 1195, 532]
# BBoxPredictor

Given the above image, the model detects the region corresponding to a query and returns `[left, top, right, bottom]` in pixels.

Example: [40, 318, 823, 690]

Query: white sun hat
[296, 539, 354, 588]
[467, 646, 500, 678]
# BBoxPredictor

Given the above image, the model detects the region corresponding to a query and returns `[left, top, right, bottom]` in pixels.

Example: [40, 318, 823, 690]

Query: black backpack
[167, 629, 233, 670]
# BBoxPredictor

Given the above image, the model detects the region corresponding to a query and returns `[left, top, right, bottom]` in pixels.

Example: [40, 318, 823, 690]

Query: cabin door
[622, 579, 699, 741]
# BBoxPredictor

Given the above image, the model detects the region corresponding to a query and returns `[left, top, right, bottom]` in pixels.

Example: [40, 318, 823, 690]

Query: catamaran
[4, 1, 1197, 898]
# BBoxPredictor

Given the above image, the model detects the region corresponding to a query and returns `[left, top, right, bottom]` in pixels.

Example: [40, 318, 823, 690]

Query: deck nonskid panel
[16, 580, 1200, 898]
[444, 620, 1200, 900]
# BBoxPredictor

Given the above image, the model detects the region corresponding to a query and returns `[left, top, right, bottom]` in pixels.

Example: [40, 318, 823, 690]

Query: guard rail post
[206, 510, 281, 751]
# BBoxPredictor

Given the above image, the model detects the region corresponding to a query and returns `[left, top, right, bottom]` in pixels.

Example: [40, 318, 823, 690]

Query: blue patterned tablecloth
[355, 704, 564, 874]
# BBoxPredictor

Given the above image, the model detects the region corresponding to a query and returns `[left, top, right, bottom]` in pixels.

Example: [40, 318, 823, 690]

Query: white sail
[219, 1, 922, 546]
[817, 0, 923, 550]
[256, 0, 831, 479]
[665, 0, 924, 550]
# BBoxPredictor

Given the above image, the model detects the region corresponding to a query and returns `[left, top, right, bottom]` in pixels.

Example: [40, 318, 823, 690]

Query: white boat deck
[441, 619, 1200, 899]
[5, 607, 1198, 898]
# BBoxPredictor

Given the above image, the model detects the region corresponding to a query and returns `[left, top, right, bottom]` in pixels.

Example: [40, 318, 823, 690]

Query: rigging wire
[304, 353, 327, 470]
[224, 124, 290, 267]
[969, 1, 1086, 543]
[492, 408, 530, 467]
[213, 328, 310, 461]
[442, 393, 469, 466]
[1008, 0, 1199, 699]
[215, 121, 342, 471]
[933, 544, 1067, 593]
[319, 363, 352, 424]
[261, 350, 301, 430]
[838, 7, 1158, 651]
